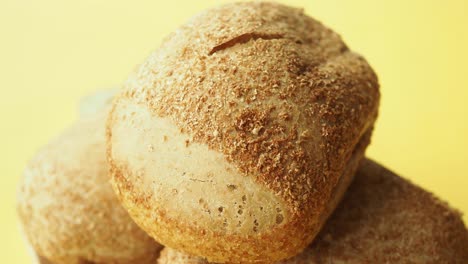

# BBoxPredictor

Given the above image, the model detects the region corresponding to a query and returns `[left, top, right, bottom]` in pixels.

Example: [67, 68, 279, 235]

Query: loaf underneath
[17, 95, 161, 264]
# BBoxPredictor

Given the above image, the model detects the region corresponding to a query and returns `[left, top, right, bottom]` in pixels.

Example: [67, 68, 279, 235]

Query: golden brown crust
[17, 112, 162, 264]
[157, 159, 468, 264]
[108, 2, 379, 262]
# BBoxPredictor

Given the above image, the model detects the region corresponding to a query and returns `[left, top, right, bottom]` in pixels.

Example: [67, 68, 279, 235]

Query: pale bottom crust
[109, 110, 374, 263]
[157, 158, 468, 263]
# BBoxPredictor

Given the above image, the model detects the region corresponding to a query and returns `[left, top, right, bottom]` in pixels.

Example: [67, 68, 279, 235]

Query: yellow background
[1, 0, 467, 262]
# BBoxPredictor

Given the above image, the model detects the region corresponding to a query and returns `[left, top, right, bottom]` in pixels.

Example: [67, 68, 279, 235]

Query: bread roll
[157, 159, 468, 263]
[17, 108, 162, 263]
[107, 2, 379, 262]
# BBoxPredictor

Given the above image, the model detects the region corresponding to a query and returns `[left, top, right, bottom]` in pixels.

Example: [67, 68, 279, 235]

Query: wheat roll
[17, 108, 162, 263]
[158, 159, 468, 264]
[107, 2, 379, 262]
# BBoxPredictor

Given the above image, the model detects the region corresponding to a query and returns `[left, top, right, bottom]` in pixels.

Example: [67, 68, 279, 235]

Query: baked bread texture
[17, 98, 161, 264]
[157, 159, 468, 264]
[107, 2, 379, 262]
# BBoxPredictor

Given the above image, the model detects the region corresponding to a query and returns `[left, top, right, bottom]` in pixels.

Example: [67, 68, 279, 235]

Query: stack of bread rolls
[17, 2, 468, 263]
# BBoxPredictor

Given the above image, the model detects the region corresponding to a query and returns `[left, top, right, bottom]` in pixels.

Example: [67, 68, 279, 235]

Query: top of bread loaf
[117, 0, 379, 217]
